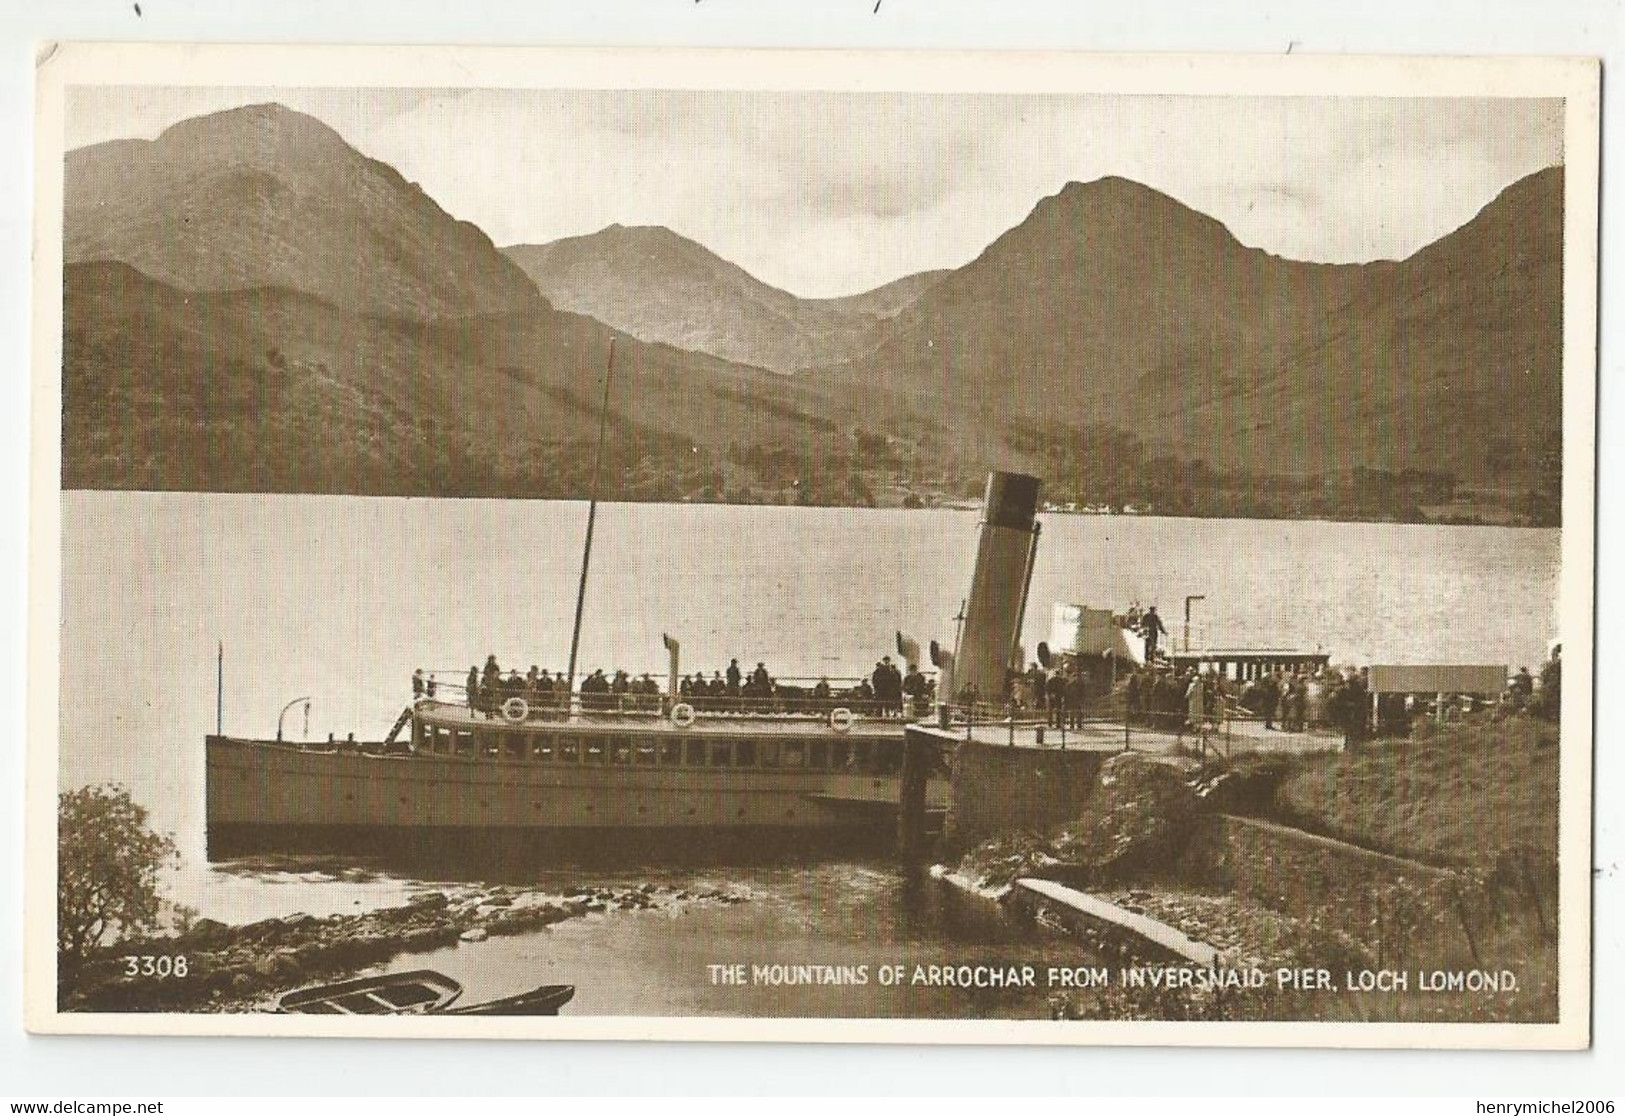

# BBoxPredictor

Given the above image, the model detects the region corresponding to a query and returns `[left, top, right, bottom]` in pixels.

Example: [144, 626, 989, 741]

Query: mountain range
[502, 226, 945, 373]
[59, 102, 1564, 523]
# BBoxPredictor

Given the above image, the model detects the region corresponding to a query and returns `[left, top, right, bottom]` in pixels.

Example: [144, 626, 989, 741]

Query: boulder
[1056, 753, 1201, 884]
[459, 926, 489, 943]
[184, 916, 232, 944]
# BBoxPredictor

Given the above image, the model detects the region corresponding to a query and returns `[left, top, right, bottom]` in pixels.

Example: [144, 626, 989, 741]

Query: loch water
[55, 492, 1561, 1015]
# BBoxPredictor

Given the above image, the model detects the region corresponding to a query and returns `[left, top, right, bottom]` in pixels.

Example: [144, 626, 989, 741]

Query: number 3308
[123, 954, 188, 978]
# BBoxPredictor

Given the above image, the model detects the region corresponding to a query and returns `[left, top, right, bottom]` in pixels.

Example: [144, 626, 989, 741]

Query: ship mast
[564, 337, 617, 712]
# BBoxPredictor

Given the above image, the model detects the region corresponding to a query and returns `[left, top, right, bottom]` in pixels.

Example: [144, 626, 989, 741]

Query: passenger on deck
[903, 663, 926, 718]
[1140, 606, 1167, 659]
[813, 677, 832, 710]
[466, 667, 479, 711]
[854, 677, 876, 716]
[708, 671, 728, 711]
[726, 659, 742, 697]
[413, 668, 426, 700]
[526, 665, 540, 694]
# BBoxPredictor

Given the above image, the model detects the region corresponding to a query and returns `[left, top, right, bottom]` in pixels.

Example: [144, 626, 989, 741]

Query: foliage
[57, 785, 179, 964]
[1276, 715, 1559, 867]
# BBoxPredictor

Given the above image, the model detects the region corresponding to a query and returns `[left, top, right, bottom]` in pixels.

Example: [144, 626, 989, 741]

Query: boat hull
[206, 736, 945, 861]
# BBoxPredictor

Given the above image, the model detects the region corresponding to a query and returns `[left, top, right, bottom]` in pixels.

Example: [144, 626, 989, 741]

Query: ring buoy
[828, 707, 854, 733]
[670, 702, 696, 728]
[501, 696, 529, 723]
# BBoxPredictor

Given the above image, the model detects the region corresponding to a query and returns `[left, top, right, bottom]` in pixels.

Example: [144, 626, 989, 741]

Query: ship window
[851, 741, 872, 772]
[634, 738, 658, 765]
[610, 736, 634, 764]
[503, 732, 525, 760]
[734, 739, 757, 767]
[756, 740, 779, 768]
[455, 730, 475, 756]
[582, 736, 606, 764]
[875, 740, 902, 774]
[557, 736, 580, 763]
[659, 740, 683, 766]
[781, 741, 806, 769]
[685, 739, 707, 767]
[531, 737, 556, 762]
[829, 741, 850, 770]
[709, 740, 733, 767]
[808, 741, 829, 770]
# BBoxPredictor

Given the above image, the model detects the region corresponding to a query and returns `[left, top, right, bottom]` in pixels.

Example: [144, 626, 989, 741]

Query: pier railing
[934, 697, 1349, 757]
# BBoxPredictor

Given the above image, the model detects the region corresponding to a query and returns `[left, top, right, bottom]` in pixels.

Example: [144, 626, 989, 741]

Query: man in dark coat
[1046, 669, 1068, 729]
[1140, 606, 1167, 659]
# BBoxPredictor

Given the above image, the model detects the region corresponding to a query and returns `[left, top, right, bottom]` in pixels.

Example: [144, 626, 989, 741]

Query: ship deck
[416, 701, 908, 739]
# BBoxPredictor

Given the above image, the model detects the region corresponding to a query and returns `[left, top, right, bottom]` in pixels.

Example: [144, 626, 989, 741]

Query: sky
[65, 86, 1564, 298]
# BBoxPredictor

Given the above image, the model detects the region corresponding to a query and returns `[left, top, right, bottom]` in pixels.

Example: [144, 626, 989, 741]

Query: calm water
[55, 492, 1560, 1012]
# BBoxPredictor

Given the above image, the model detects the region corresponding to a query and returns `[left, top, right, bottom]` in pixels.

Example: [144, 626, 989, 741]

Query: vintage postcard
[25, 43, 1598, 1046]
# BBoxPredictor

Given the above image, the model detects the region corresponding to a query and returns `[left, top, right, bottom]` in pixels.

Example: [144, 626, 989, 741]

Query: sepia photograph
[25, 44, 1598, 1047]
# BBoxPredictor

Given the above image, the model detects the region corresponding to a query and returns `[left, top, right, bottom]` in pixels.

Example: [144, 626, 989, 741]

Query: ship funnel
[953, 471, 1042, 704]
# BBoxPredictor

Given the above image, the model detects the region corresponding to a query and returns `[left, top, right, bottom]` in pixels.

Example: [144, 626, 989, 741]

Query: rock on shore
[61, 882, 746, 1013]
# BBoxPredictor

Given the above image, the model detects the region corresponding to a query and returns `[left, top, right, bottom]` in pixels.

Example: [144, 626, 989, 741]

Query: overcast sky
[66, 87, 1563, 298]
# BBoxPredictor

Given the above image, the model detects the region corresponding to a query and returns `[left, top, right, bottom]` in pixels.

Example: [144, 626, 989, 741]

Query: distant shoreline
[59, 485, 1559, 529]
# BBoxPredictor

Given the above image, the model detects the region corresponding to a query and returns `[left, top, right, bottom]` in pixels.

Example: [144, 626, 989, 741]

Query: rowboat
[277, 969, 576, 1017]
[443, 982, 576, 1016]
[278, 969, 461, 1014]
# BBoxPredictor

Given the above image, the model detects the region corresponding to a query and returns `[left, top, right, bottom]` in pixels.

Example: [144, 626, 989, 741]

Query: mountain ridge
[59, 102, 1564, 523]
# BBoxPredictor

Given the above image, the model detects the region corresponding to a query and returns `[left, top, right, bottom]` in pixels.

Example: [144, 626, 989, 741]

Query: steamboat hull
[206, 733, 942, 861]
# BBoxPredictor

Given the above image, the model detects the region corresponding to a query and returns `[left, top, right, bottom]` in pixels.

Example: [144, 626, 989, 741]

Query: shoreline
[61, 880, 747, 1014]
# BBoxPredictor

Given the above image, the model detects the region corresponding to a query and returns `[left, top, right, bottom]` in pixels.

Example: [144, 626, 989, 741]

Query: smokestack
[953, 471, 1042, 703]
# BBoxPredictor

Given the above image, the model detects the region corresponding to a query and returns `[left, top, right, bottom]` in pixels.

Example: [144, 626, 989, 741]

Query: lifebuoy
[670, 702, 696, 728]
[501, 696, 529, 723]
[828, 707, 854, 733]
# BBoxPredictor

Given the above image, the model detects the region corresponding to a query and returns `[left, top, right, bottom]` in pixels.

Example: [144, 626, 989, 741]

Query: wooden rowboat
[277, 969, 575, 1016]
[443, 983, 576, 1016]
[278, 969, 462, 1014]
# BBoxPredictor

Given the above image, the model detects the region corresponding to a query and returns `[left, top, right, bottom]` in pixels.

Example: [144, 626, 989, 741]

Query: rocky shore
[61, 881, 747, 1013]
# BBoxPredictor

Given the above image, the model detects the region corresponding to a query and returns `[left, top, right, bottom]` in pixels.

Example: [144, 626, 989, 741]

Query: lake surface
[54, 492, 1561, 1013]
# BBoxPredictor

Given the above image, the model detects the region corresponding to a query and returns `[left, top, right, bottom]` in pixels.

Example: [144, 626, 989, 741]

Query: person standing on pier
[1125, 669, 1143, 725]
[1046, 668, 1068, 729]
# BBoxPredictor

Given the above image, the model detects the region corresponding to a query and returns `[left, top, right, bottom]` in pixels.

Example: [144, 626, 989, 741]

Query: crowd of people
[416, 653, 937, 720]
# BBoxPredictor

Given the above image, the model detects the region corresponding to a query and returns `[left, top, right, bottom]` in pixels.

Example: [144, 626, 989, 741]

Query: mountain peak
[155, 101, 351, 150]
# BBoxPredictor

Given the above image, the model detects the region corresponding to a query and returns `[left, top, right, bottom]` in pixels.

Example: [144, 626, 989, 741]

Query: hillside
[66, 103, 542, 321]
[503, 226, 942, 372]
[818, 170, 1563, 513]
[61, 260, 907, 504]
